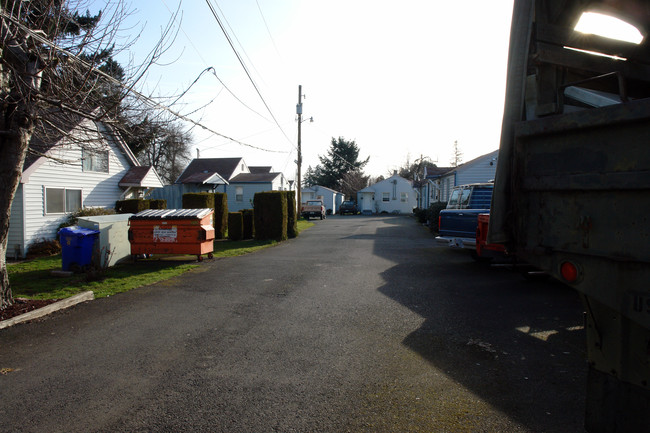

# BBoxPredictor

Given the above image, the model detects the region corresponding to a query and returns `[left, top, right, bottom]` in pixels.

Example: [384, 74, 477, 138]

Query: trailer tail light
[560, 261, 580, 283]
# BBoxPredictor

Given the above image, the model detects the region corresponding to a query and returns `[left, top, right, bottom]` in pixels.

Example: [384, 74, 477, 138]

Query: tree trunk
[0, 123, 33, 310]
[0, 28, 41, 309]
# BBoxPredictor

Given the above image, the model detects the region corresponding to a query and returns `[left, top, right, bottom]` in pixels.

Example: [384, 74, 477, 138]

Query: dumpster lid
[129, 208, 214, 220]
[58, 225, 100, 236]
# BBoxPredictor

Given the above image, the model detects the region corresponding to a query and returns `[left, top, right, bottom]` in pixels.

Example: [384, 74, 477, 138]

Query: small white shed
[302, 185, 344, 214]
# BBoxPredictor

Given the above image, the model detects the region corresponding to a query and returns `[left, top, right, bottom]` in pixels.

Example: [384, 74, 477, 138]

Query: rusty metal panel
[511, 98, 650, 329]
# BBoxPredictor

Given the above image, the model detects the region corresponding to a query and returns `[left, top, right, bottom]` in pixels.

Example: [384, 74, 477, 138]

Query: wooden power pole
[296, 85, 303, 216]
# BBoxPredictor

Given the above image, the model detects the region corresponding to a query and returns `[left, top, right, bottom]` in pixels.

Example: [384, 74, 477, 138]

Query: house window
[401, 192, 408, 202]
[382, 192, 390, 202]
[236, 186, 243, 202]
[45, 188, 82, 214]
[82, 149, 109, 172]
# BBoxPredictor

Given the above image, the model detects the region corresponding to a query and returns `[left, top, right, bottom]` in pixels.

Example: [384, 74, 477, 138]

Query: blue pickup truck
[435, 183, 493, 250]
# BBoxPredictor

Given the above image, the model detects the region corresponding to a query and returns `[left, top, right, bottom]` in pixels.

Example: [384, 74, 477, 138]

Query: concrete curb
[0, 291, 94, 330]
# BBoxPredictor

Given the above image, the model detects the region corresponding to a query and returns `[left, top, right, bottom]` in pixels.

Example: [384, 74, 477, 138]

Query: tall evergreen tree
[305, 137, 368, 190]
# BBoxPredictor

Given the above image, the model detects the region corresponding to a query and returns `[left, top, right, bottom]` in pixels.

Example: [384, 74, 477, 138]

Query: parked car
[339, 200, 358, 215]
[301, 200, 326, 220]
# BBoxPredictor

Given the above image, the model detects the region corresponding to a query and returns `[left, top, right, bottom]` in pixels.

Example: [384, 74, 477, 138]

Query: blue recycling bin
[58, 226, 100, 272]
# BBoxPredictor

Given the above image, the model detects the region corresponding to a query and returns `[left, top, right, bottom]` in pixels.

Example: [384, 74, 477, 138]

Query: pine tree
[305, 137, 369, 190]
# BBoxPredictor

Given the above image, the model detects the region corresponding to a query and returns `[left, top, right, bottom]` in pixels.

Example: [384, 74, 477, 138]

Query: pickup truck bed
[435, 183, 493, 250]
[437, 209, 489, 249]
[301, 200, 325, 220]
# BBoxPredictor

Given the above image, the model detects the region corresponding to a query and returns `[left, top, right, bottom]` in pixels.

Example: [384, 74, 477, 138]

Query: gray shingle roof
[230, 172, 280, 183]
[176, 158, 242, 183]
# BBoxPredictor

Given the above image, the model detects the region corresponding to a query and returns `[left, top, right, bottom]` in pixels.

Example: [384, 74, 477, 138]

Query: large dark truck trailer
[488, 1, 650, 431]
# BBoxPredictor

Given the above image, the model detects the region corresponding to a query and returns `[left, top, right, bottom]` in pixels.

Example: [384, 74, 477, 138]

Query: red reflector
[560, 261, 579, 283]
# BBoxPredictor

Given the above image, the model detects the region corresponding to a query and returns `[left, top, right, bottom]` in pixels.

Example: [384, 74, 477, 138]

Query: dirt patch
[0, 298, 58, 322]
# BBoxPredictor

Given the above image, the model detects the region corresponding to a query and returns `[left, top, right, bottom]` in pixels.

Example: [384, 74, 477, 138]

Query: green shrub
[242, 209, 254, 240]
[148, 199, 167, 209]
[414, 207, 427, 224]
[285, 191, 298, 238]
[214, 193, 228, 240]
[227, 212, 243, 241]
[426, 202, 448, 232]
[253, 191, 287, 241]
[115, 199, 150, 214]
[59, 207, 116, 230]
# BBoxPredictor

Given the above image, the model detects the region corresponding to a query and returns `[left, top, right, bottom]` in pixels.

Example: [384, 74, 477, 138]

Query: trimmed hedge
[182, 192, 214, 209]
[115, 199, 167, 214]
[227, 212, 243, 241]
[148, 199, 167, 209]
[182, 192, 228, 239]
[242, 209, 254, 240]
[253, 191, 287, 241]
[284, 191, 298, 238]
[214, 192, 228, 240]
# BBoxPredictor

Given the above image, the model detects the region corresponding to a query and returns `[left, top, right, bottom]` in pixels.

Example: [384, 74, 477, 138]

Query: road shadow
[371, 221, 587, 432]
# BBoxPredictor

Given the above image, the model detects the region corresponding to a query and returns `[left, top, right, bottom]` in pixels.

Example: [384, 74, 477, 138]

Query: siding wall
[18, 133, 133, 256]
[149, 183, 210, 209]
[439, 150, 498, 202]
[455, 152, 498, 185]
[226, 182, 273, 212]
[7, 184, 24, 259]
[359, 175, 417, 214]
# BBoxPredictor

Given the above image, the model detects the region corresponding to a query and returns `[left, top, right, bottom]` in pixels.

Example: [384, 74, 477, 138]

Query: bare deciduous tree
[338, 170, 369, 201]
[0, 0, 175, 309]
[118, 114, 192, 185]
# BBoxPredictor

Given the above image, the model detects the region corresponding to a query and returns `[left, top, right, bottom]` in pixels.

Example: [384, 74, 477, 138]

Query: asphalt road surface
[0, 215, 587, 432]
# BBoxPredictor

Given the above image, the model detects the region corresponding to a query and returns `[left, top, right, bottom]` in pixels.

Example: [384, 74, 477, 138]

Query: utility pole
[296, 85, 303, 216]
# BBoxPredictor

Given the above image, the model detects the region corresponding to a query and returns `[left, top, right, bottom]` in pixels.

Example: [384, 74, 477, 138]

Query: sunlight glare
[575, 12, 644, 44]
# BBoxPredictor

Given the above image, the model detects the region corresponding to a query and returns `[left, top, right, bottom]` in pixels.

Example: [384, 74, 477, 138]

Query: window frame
[82, 148, 109, 173]
[382, 192, 390, 202]
[45, 187, 82, 215]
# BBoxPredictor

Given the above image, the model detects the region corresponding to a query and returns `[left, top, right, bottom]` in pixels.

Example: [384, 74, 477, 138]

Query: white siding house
[439, 150, 499, 202]
[357, 173, 417, 214]
[9, 119, 162, 258]
[301, 185, 344, 215]
[172, 158, 289, 212]
[225, 172, 288, 212]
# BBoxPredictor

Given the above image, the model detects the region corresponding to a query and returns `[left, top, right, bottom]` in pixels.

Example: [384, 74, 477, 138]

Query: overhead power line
[204, 0, 296, 150]
[255, 0, 282, 59]
[159, 0, 271, 123]
[0, 9, 287, 154]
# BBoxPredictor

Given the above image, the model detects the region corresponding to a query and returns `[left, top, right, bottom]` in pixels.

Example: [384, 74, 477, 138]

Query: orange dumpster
[128, 209, 215, 261]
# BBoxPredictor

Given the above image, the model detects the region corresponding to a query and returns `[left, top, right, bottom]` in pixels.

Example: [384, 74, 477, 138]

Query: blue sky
[91, 0, 514, 179]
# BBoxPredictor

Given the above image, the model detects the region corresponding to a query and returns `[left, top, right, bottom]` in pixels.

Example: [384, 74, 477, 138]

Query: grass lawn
[8, 219, 315, 302]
